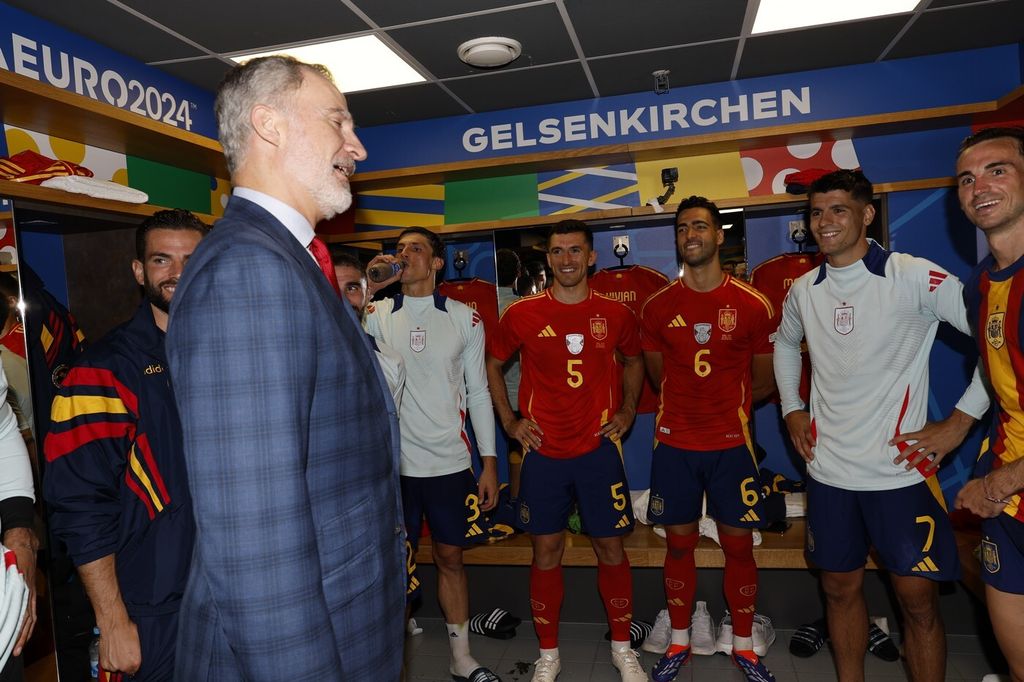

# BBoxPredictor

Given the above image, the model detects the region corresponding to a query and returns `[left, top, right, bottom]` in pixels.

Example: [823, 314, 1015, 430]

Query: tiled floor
[403, 618, 1003, 681]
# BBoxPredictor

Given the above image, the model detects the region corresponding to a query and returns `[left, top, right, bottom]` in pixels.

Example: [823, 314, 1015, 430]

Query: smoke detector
[458, 36, 522, 68]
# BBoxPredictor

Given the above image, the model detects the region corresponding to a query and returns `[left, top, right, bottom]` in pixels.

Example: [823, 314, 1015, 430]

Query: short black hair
[958, 126, 1024, 160]
[675, 195, 722, 229]
[332, 251, 365, 276]
[136, 209, 208, 261]
[525, 260, 546, 277]
[547, 219, 593, 248]
[496, 249, 521, 287]
[0, 273, 18, 300]
[397, 226, 445, 265]
[808, 169, 873, 205]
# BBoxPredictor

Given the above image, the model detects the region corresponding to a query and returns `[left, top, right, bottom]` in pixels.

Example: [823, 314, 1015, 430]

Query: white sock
[734, 634, 754, 653]
[539, 647, 560, 660]
[446, 622, 479, 677]
[670, 627, 690, 648]
[611, 639, 632, 653]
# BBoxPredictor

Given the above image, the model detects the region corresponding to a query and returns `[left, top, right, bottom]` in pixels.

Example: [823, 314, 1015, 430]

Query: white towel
[40, 176, 149, 204]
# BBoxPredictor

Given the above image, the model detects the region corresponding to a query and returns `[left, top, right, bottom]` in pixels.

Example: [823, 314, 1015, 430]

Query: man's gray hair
[215, 55, 333, 175]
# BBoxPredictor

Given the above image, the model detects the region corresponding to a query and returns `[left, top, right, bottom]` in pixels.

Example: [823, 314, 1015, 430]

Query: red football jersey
[749, 252, 823, 403]
[589, 266, 670, 414]
[438, 278, 499, 339]
[0, 323, 26, 358]
[641, 276, 776, 451]
[491, 290, 641, 459]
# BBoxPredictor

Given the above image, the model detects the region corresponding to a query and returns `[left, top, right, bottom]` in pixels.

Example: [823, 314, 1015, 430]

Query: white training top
[775, 240, 989, 491]
[365, 292, 496, 477]
[0, 362, 34, 529]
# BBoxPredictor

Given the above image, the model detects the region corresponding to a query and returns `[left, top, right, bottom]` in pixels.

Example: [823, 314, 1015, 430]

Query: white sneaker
[641, 608, 671, 654]
[531, 653, 560, 682]
[714, 612, 734, 654]
[714, 612, 776, 656]
[406, 617, 423, 636]
[690, 601, 716, 655]
[610, 647, 646, 682]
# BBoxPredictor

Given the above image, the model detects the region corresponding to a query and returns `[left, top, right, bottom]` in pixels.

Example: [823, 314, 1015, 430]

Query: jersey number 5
[694, 349, 711, 377]
[567, 359, 583, 388]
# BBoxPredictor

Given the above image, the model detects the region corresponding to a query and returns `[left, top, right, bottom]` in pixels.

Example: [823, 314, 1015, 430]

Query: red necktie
[309, 236, 341, 297]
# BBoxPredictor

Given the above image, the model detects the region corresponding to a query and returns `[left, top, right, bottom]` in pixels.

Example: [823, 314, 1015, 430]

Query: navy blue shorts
[806, 477, 960, 581]
[976, 449, 1024, 593]
[647, 443, 765, 528]
[517, 440, 633, 537]
[401, 469, 487, 549]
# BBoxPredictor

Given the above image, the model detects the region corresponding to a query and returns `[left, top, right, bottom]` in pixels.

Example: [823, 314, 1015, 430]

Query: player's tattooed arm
[783, 410, 815, 463]
[486, 353, 543, 452]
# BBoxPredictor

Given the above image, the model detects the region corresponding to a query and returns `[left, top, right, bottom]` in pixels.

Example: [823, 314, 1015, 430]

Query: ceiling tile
[350, 0, 529, 28]
[564, 0, 747, 57]
[3, 0, 203, 62]
[384, 4, 576, 79]
[589, 41, 738, 97]
[155, 58, 234, 94]
[444, 62, 594, 112]
[347, 83, 469, 126]
[116, 0, 371, 54]
[737, 16, 907, 80]
[887, 1, 1024, 59]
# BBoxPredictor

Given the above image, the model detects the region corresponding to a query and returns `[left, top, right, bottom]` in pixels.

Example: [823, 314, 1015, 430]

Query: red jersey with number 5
[490, 290, 641, 459]
[641, 276, 776, 451]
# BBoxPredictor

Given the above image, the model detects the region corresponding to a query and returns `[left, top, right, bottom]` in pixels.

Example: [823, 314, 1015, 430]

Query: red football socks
[598, 557, 634, 642]
[664, 531, 700, 630]
[720, 532, 757, 638]
[530, 563, 563, 649]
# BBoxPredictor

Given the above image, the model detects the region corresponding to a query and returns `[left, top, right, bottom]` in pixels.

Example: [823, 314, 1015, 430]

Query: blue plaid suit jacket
[166, 197, 405, 681]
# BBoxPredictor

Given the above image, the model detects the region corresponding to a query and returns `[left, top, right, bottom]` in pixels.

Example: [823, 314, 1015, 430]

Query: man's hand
[365, 254, 403, 298]
[784, 410, 816, 463]
[506, 417, 543, 453]
[3, 527, 38, 657]
[891, 409, 975, 473]
[99, 614, 142, 675]
[478, 458, 499, 512]
[954, 478, 1007, 518]
[597, 406, 636, 442]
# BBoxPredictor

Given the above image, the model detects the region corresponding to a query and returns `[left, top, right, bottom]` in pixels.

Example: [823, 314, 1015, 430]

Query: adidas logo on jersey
[667, 314, 687, 328]
[740, 509, 760, 523]
[538, 325, 557, 337]
[912, 556, 940, 573]
[928, 270, 947, 292]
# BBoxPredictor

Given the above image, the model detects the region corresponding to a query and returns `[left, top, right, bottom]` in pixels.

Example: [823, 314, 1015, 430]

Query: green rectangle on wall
[127, 156, 211, 214]
[445, 174, 538, 224]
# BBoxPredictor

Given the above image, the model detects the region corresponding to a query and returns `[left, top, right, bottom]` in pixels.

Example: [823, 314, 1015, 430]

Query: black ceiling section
[588, 40, 739, 96]
[346, 82, 470, 127]
[886, 1, 1024, 59]
[3, 0, 205, 62]
[3, 0, 1022, 126]
[736, 16, 908, 80]
[352, 0, 530, 28]
[564, 0, 747, 57]
[116, 0, 372, 54]
[384, 3, 576, 79]
[444, 62, 594, 112]
[155, 57, 235, 93]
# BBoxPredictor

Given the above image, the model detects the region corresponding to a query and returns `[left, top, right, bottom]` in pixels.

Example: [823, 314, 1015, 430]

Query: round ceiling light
[458, 36, 522, 68]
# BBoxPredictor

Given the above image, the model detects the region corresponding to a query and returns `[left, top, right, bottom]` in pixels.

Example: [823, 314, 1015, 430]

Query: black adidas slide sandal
[789, 619, 827, 658]
[452, 666, 502, 682]
[469, 608, 521, 639]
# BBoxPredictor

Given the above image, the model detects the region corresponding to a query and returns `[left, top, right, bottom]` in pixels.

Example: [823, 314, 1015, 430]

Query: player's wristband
[983, 476, 1011, 505]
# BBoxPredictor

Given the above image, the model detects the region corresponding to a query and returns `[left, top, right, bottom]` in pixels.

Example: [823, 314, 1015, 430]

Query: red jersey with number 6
[490, 290, 641, 459]
[641, 276, 776, 451]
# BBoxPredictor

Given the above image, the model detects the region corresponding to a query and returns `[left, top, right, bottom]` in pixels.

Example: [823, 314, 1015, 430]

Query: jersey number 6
[694, 349, 711, 377]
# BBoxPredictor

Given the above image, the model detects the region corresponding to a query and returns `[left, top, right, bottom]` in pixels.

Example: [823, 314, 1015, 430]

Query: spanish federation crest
[590, 317, 608, 340]
[982, 537, 1001, 574]
[987, 311, 1005, 350]
[694, 322, 712, 345]
[410, 329, 426, 352]
[834, 306, 854, 335]
[519, 502, 531, 525]
[649, 494, 665, 517]
[566, 333, 584, 355]
[718, 308, 737, 333]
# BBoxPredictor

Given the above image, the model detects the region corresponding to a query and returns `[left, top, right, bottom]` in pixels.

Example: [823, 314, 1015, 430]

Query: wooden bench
[414, 519, 878, 570]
